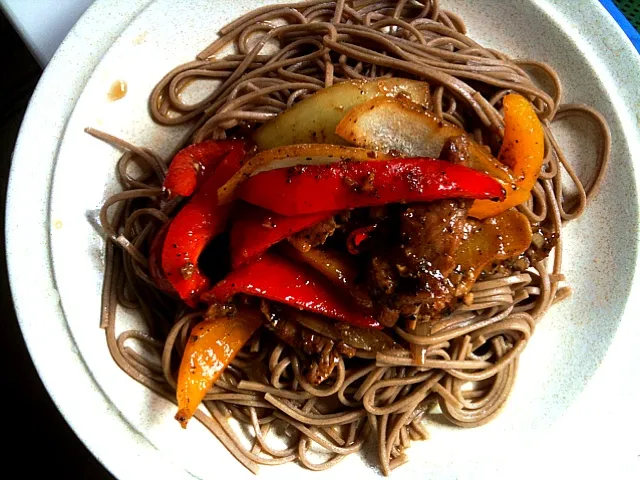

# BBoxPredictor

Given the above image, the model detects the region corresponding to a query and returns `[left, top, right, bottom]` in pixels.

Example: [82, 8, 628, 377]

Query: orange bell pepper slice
[469, 93, 544, 219]
[161, 144, 246, 306]
[175, 309, 262, 428]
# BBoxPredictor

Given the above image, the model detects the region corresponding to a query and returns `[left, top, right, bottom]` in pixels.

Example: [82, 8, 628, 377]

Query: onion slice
[254, 78, 432, 150]
[293, 310, 398, 352]
[217, 144, 391, 205]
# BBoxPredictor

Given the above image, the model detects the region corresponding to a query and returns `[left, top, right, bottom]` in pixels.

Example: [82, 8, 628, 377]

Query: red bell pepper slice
[229, 203, 335, 268]
[237, 158, 505, 216]
[346, 225, 378, 255]
[201, 253, 381, 329]
[162, 143, 247, 306]
[468, 93, 545, 219]
[163, 140, 244, 198]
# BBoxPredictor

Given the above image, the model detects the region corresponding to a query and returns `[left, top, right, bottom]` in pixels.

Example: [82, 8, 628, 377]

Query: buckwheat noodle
[90, 0, 611, 475]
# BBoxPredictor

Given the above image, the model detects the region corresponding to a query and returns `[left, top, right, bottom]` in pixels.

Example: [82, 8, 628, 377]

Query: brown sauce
[108, 80, 127, 101]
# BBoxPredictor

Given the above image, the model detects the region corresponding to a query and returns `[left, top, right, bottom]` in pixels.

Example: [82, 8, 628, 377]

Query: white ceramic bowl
[6, 1, 640, 479]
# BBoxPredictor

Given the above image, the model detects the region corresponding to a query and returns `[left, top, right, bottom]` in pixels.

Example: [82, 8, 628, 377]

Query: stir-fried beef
[440, 135, 471, 165]
[368, 255, 399, 296]
[409, 136, 474, 281]
[396, 198, 470, 313]
[289, 216, 338, 252]
[362, 136, 473, 325]
[527, 225, 558, 264]
[259, 136, 543, 371]
[398, 199, 470, 281]
[394, 136, 472, 280]
[261, 301, 355, 385]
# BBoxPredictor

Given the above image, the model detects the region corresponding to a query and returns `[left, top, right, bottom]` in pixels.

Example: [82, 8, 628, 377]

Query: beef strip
[260, 301, 355, 385]
[439, 134, 472, 165]
[398, 199, 470, 280]
[392, 198, 470, 317]
[288, 216, 338, 252]
[527, 225, 558, 264]
[368, 255, 399, 296]
[364, 136, 473, 325]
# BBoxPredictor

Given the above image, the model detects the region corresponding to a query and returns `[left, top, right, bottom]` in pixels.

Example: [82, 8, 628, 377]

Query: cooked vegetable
[217, 144, 391, 205]
[335, 96, 512, 182]
[175, 309, 262, 427]
[292, 310, 398, 352]
[335, 94, 544, 219]
[202, 253, 381, 329]
[237, 158, 506, 216]
[279, 242, 358, 288]
[229, 204, 334, 268]
[161, 143, 246, 306]
[362, 204, 532, 329]
[451, 209, 533, 294]
[163, 140, 244, 198]
[468, 94, 545, 218]
[262, 302, 357, 385]
[253, 78, 431, 150]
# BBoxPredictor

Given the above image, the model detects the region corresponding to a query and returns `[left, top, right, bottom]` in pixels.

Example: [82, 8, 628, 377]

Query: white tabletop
[1, 0, 94, 66]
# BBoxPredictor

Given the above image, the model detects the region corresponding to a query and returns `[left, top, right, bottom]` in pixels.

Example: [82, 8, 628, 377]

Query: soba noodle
[90, 0, 610, 474]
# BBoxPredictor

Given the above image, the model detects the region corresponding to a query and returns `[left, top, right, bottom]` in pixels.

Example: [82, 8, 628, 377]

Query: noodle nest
[91, 0, 610, 475]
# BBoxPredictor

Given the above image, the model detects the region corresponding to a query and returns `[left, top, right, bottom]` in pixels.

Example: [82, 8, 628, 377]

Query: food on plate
[89, 0, 611, 475]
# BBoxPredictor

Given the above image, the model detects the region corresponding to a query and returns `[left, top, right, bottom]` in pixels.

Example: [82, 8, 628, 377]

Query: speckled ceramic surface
[6, 1, 640, 479]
